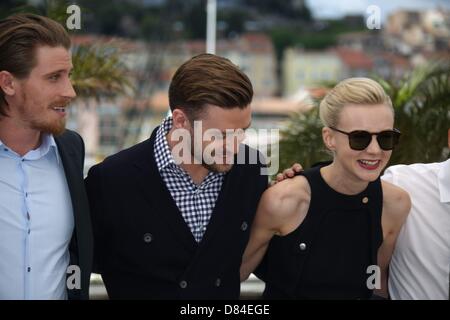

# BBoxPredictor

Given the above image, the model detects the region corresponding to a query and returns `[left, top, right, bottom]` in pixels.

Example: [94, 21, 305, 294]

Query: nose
[366, 135, 382, 154]
[63, 78, 77, 99]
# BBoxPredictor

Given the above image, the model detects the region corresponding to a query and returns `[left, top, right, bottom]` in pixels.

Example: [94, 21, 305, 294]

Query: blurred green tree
[277, 106, 330, 172]
[380, 62, 450, 164]
[70, 45, 132, 99]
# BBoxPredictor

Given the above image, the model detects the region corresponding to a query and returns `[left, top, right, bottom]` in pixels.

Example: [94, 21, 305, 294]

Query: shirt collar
[25, 133, 60, 164]
[438, 158, 450, 203]
[0, 134, 60, 164]
[155, 116, 176, 171]
[45, 134, 61, 164]
[154, 116, 226, 180]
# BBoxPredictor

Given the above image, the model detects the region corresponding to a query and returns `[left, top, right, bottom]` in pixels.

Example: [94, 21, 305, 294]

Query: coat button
[215, 278, 221, 287]
[299, 242, 307, 251]
[179, 280, 188, 289]
[362, 197, 369, 204]
[143, 233, 153, 243]
[241, 221, 248, 231]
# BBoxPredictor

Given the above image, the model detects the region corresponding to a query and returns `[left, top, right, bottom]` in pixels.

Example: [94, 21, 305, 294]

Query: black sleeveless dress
[256, 162, 384, 299]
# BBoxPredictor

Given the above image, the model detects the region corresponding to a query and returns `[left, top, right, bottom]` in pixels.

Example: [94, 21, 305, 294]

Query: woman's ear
[322, 127, 336, 151]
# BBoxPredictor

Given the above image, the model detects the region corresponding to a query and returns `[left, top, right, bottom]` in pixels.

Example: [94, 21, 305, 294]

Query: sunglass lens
[377, 131, 400, 150]
[349, 131, 371, 150]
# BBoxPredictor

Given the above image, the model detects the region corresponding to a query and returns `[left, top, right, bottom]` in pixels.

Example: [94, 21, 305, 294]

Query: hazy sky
[305, 0, 450, 20]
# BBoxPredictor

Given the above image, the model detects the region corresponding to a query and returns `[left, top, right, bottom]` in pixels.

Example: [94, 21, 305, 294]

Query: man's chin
[203, 162, 234, 173]
[32, 120, 66, 136]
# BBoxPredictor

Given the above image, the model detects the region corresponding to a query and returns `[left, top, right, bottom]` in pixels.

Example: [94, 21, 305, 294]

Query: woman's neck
[320, 161, 369, 195]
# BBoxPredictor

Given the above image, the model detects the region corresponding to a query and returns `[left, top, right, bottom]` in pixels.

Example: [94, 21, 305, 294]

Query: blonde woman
[240, 78, 411, 299]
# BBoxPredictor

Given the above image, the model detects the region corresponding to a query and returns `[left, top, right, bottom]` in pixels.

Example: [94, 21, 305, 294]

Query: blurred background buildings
[2, 0, 449, 298]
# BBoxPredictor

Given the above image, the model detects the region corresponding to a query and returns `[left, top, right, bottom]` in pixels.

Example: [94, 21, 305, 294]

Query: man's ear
[0, 71, 16, 96]
[172, 108, 189, 129]
[322, 127, 336, 151]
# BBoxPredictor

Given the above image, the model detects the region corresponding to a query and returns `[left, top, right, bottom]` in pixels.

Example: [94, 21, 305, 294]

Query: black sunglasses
[329, 127, 401, 151]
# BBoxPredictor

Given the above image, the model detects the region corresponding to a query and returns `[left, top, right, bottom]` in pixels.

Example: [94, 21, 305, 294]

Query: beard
[30, 117, 66, 136]
[188, 128, 235, 174]
[18, 91, 67, 136]
[202, 148, 235, 173]
[202, 161, 234, 173]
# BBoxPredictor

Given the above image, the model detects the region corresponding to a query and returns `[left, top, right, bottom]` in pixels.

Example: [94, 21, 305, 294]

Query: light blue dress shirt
[0, 134, 74, 300]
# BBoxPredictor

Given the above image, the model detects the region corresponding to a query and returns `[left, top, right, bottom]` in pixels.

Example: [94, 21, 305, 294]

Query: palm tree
[379, 61, 450, 164]
[277, 106, 330, 172]
[70, 45, 132, 99]
[278, 62, 450, 173]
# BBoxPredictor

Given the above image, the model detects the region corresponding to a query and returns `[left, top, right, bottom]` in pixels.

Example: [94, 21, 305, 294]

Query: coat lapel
[54, 131, 92, 299]
[55, 134, 81, 238]
[197, 166, 237, 246]
[198, 143, 254, 246]
[133, 129, 198, 253]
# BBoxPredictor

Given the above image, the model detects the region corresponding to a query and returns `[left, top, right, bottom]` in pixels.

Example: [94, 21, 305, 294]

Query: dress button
[215, 278, 221, 287]
[299, 242, 307, 251]
[143, 233, 153, 243]
[362, 197, 369, 204]
[179, 280, 188, 289]
[241, 221, 248, 231]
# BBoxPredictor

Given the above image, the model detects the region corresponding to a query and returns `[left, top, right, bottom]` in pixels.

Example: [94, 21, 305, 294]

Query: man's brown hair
[168, 53, 253, 120]
[0, 13, 71, 116]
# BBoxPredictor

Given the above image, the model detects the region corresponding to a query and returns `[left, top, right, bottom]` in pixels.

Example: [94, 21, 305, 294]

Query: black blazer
[55, 130, 93, 300]
[85, 127, 267, 299]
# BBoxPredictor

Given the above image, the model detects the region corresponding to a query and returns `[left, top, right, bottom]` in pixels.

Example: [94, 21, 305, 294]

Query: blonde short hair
[319, 77, 393, 128]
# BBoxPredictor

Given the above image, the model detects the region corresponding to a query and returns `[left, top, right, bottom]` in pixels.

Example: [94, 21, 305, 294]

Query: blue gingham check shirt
[154, 117, 225, 242]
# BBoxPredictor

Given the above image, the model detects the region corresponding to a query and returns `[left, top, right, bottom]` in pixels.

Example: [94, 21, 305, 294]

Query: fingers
[270, 163, 305, 187]
[293, 163, 303, 172]
[269, 173, 284, 186]
[282, 168, 295, 178]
